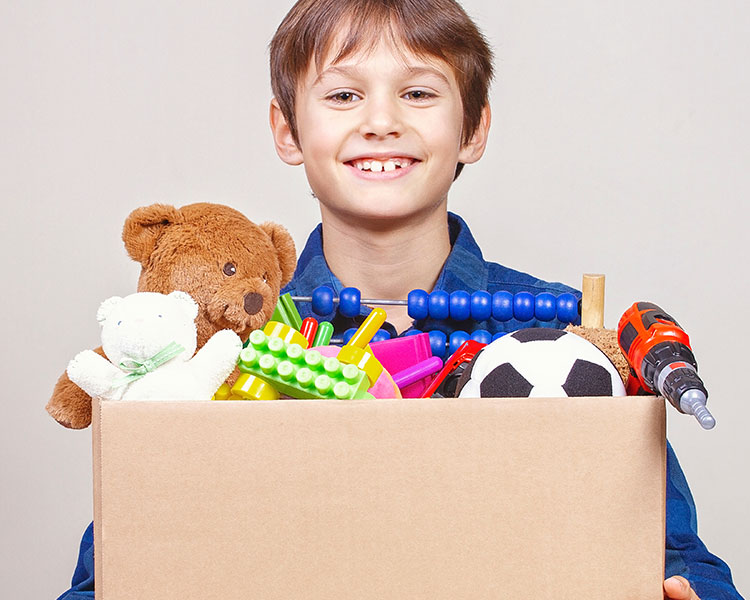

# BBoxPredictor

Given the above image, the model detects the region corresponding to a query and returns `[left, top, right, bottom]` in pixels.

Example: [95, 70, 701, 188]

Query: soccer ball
[455, 328, 626, 398]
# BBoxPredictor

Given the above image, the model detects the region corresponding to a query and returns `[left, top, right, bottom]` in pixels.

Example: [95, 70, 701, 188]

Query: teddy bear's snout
[244, 292, 264, 316]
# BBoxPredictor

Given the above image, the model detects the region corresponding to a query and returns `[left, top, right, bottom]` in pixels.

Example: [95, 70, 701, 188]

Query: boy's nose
[359, 97, 403, 139]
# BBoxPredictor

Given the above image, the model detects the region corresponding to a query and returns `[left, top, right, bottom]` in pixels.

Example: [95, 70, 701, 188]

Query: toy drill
[617, 302, 715, 430]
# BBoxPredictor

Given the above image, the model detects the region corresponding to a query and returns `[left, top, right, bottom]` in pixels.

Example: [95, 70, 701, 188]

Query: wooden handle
[581, 273, 605, 328]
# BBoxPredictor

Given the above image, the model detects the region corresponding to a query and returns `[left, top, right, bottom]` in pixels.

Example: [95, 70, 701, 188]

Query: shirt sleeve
[665, 443, 745, 600]
[56, 521, 95, 599]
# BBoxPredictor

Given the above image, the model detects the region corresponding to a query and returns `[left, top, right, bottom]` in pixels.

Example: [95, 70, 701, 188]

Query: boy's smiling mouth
[344, 156, 420, 177]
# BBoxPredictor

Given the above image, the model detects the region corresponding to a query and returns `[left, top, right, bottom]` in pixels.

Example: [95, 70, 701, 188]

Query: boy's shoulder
[442, 212, 579, 298]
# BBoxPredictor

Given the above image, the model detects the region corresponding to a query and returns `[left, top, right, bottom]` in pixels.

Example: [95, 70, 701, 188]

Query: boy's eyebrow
[312, 64, 451, 87]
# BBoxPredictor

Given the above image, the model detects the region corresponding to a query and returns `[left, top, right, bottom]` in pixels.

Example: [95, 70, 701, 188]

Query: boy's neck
[320, 205, 452, 333]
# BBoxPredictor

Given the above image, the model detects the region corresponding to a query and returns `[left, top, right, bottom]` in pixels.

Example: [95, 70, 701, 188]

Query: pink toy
[391, 357, 444, 390]
[370, 333, 435, 397]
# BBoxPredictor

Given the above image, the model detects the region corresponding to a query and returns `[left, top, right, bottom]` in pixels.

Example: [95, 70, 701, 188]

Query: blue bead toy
[513, 291, 535, 322]
[470, 329, 492, 345]
[556, 293, 579, 324]
[370, 329, 392, 343]
[311, 285, 335, 316]
[429, 290, 450, 321]
[429, 330, 448, 359]
[407, 289, 429, 320]
[470, 291, 492, 322]
[449, 290, 471, 321]
[296, 285, 581, 327]
[491, 291, 513, 322]
[535, 292, 557, 322]
[449, 330, 470, 355]
[339, 287, 361, 318]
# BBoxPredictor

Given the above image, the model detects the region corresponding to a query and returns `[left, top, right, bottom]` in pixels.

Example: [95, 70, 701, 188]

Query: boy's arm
[665, 443, 745, 600]
[56, 522, 95, 599]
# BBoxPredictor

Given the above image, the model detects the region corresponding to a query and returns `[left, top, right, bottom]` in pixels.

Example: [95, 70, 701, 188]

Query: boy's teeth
[353, 158, 413, 172]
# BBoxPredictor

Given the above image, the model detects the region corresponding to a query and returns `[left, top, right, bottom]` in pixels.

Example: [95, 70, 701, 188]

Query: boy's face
[271, 37, 490, 225]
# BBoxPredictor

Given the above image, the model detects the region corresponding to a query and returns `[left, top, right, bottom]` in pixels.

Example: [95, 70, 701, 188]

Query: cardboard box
[93, 396, 666, 599]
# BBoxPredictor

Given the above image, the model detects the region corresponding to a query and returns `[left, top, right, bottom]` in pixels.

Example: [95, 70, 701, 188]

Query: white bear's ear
[96, 296, 123, 324]
[168, 290, 199, 321]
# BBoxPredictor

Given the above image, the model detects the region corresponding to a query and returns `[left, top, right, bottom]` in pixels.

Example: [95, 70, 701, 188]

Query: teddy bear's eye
[223, 262, 237, 276]
[263, 272, 268, 284]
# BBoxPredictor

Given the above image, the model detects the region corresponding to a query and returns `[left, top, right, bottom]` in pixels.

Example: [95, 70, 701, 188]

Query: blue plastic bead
[492, 291, 514, 322]
[535, 292, 557, 322]
[403, 329, 423, 337]
[311, 285, 335, 316]
[492, 331, 508, 342]
[343, 328, 358, 344]
[556, 293, 579, 324]
[407, 289, 429, 320]
[449, 330, 470, 355]
[338, 287, 361, 318]
[470, 291, 492, 322]
[449, 291, 471, 321]
[428, 330, 448, 358]
[428, 290, 450, 321]
[470, 329, 492, 345]
[371, 329, 391, 343]
[513, 292, 535, 322]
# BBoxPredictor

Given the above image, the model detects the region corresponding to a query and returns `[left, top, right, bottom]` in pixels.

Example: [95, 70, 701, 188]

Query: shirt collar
[433, 212, 489, 294]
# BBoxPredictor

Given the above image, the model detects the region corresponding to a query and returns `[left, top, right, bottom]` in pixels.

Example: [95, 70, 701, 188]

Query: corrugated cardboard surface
[93, 396, 666, 599]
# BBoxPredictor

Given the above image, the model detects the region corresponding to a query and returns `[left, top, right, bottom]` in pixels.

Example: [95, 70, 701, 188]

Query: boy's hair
[270, 0, 494, 152]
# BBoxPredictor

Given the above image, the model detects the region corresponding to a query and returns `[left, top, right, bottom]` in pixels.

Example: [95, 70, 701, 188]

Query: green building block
[270, 293, 303, 332]
[237, 330, 374, 400]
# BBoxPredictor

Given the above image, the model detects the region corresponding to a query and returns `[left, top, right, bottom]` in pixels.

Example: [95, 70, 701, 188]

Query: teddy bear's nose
[244, 292, 263, 316]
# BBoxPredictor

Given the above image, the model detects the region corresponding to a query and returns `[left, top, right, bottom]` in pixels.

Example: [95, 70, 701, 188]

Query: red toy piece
[420, 339, 486, 398]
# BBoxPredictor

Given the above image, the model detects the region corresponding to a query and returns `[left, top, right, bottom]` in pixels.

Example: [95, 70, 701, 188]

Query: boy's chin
[322, 197, 446, 226]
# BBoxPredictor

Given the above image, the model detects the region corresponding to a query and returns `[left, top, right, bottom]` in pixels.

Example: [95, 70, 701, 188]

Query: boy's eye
[328, 91, 361, 104]
[403, 89, 434, 101]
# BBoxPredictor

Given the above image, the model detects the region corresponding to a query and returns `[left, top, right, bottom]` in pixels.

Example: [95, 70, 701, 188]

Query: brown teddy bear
[46, 202, 297, 429]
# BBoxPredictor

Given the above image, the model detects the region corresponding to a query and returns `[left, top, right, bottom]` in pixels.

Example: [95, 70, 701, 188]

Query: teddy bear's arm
[189, 329, 243, 391]
[66, 349, 123, 399]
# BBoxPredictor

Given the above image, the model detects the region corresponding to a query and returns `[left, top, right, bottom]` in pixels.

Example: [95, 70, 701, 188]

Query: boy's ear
[458, 103, 492, 165]
[269, 98, 304, 166]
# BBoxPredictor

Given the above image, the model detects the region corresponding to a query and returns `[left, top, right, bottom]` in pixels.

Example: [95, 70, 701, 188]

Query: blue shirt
[57, 213, 743, 600]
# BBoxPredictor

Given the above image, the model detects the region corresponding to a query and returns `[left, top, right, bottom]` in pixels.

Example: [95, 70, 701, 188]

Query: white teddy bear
[67, 291, 242, 401]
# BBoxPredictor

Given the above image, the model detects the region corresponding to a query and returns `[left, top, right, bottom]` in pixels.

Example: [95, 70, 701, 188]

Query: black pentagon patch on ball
[562, 359, 613, 397]
[480, 363, 534, 397]
[510, 328, 567, 343]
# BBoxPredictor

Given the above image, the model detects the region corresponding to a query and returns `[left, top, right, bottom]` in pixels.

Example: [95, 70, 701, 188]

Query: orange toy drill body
[618, 302, 715, 429]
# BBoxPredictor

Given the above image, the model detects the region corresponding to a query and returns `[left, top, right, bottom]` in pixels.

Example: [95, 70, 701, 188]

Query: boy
[268, 1, 743, 599]
[57, 1, 743, 598]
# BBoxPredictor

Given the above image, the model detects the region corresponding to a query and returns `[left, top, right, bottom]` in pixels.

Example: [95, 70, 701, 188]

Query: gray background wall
[1, 1, 747, 597]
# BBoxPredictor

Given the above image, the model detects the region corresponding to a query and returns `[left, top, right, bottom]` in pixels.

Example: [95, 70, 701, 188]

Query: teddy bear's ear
[167, 290, 199, 321]
[122, 204, 185, 265]
[96, 296, 123, 324]
[259, 222, 297, 286]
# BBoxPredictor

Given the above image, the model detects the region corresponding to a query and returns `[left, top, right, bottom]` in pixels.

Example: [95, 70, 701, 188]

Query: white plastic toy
[67, 291, 242, 401]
